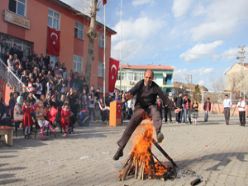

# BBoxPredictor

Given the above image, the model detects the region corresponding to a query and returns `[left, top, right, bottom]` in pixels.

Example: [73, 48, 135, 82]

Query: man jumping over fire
[113, 69, 170, 161]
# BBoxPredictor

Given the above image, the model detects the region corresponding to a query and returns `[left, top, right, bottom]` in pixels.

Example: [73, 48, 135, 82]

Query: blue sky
[61, 0, 248, 90]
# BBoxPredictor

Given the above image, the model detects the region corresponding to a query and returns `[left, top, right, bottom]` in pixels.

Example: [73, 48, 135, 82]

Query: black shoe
[156, 132, 164, 143]
[113, 148, 123, 161]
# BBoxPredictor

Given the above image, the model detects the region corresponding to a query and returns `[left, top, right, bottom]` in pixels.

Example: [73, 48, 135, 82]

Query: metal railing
[0, 57, 25, 92]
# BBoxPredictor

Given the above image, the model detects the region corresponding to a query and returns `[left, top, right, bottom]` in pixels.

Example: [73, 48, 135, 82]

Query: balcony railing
[0, 57, 25, 92]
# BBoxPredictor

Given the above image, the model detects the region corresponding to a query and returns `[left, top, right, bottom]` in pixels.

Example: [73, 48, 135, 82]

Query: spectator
[0, 97, 7, 121]
[7, 54, 14, 71]
[237, 97, 246, 126]
[164, 94, 174, 123]
[22, 100, 34, 139]
[192, 100, 199, 125]
[175, 93, 183, 123]
[182, 95, 192, 124]
[61, 103, 72, 137]
[98, 97, 109, 122]
[203, 97, 211, 122]
[88, 95, 96, 122]
[127, 98, 134, 120]
[223, 94, 232, 125]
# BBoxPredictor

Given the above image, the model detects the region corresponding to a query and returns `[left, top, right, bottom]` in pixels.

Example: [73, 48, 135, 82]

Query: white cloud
[172, 0, 192, 18]
[173, 67, 213, 88]
[203, 68, 213, 74]
[190, 0, 248, 41]
[112, 39, 141, 61]
[113, 16, 163, 41]
[197, 80, 205, 86]
[191, 21, 235, 41]
[221, 48, 239, 60]
[192, 3, 206, 17]
[132, 0, 154, 6]
[180, 40, 223, 61]
[173, 68, 187, 82]
[192, 68, 213, 74]
[112, 16, 164, 61]
[61, 0, 91, 15]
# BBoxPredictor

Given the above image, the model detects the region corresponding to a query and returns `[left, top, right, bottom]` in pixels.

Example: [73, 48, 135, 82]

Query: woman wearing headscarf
[13, 96, 24, 135]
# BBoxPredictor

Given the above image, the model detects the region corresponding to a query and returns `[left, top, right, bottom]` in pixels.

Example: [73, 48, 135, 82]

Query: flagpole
[103, 1, 106, 104]
[119, 0, 123, 90]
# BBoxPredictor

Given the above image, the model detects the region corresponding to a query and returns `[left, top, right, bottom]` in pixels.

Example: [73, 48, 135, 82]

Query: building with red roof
[116, 64, 174, 93]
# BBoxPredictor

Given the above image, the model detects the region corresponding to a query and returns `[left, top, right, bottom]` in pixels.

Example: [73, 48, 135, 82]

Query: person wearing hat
[223, 94, 232, 125]
[237, 97, 246, 126]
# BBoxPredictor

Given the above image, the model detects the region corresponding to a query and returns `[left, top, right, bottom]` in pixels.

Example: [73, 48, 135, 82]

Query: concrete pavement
[0, 114, 248, 186]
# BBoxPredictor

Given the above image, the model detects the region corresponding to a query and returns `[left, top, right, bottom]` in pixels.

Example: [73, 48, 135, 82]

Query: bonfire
[119, 118, 177, 181]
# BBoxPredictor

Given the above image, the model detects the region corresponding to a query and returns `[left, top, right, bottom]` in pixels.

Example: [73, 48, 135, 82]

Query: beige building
[224, 63, 248, 96]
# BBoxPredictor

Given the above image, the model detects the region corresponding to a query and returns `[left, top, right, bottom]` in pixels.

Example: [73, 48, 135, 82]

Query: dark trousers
[224, 108, 230, 125]
[164, 107, 172, 122]
[176, 110, 182, 123]
[204, 111, 209, 122]
[239, 111, 246, 126]
[117, 105, 161, 149]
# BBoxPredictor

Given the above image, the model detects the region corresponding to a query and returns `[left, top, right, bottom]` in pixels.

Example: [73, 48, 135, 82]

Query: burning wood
[119, 119, 177, 181]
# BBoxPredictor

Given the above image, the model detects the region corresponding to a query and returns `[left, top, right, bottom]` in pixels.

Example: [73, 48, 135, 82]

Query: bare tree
[85, 0, 98, 86]
[226, 72, 243, 99]
[211, 76, 225, 92]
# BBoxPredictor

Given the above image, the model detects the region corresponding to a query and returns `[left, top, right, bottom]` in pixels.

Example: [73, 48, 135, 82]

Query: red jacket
[47, 106, 58, 124]
[61, 108, 71, 125]
[22, 105, 33, 127]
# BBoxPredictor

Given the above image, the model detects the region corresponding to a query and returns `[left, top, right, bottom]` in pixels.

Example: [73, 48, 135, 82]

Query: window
[48, 9, 60, 30]
[163, 74, 172, 85]
[74, 21, 84, 40]
[134, 72, 143, 81]
[127, 72, 134, 81]
[9, 0, 26, 16]
[98, 61, 104, 77]
[98, 32, 104, 48]
[73, 55, 82, 73]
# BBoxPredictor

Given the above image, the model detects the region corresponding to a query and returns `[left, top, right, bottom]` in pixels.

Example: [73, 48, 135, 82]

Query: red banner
[109, 58, 119, 92]
[47, 27, 60, 56]
[103, 0, 107, 5]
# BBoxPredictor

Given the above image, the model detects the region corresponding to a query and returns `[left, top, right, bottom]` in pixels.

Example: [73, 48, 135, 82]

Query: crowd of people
[1, 50, 113, 138]
[0, 48, 246, 143]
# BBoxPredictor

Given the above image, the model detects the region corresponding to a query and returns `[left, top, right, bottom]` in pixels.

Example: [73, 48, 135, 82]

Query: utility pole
[85, 0, 98, 87]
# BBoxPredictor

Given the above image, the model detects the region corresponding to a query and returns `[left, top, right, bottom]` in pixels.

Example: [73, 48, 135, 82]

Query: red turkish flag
[47, 27, 60, 56]
[103, 0, 107, 5]
[109, 58, 119, 92]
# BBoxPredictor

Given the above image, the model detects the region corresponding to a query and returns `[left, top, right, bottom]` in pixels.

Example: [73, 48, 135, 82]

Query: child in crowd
[61, 102, 72, 137]
[192, 100, 199, 125]
[22, 100, 34, 139]
[47, 102, 58, 132]
[36, 101, 54, 138]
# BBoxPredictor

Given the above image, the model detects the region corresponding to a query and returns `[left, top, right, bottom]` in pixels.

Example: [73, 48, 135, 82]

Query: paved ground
[1, 114, 248, 186]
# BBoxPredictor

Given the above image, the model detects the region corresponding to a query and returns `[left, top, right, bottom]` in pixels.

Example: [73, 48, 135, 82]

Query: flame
[130, 119, 168, 177]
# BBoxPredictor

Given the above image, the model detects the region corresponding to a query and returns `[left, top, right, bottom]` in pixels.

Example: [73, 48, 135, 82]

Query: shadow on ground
[176, 151, 248, 171]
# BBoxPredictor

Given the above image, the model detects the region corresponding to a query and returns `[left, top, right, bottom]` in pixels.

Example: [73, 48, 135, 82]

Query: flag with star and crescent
[108, 58, 120, 92]
[47, 27, 60, 56]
